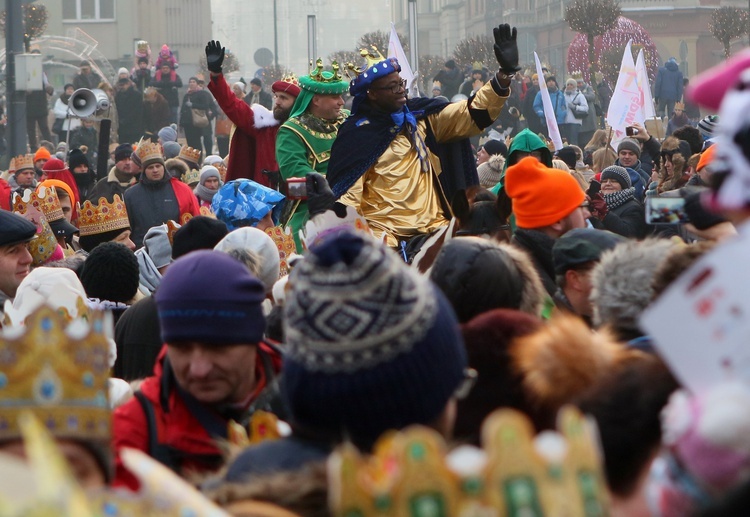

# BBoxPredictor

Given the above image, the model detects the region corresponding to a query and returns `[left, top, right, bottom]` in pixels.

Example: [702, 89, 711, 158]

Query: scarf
[135, 247, 162, 295]
[603, 187, 636, 209]
[194, 183, 218, 203]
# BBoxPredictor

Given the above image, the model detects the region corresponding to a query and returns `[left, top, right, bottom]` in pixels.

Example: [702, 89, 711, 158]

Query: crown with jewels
[13, 153, 35, 172]
[300, 58, 350, 95]
[12, 193, 59, 266]
[347, 47, 401, 97]
[328, 406, 610, 517]
[137, 141, 165, 166]
[0, 304, 112, 445]
[264, 226, 297, 277]
[178, 145, 202, 166]
[13, 185, 64, 222]
[78, 195, 130, 237]
[280, 72, 299, 87]
[182, 168, 201, 186]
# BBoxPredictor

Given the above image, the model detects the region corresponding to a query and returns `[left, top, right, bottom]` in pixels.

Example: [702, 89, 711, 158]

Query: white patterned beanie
[282, 231, 467, 448]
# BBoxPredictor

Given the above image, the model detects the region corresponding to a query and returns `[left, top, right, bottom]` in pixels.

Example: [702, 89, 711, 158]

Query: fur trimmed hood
[165, 157, 189, 181]
[658, 136, 693, 193]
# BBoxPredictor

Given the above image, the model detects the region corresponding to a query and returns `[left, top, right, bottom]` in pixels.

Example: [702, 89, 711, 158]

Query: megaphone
[68, 88, 110, 118]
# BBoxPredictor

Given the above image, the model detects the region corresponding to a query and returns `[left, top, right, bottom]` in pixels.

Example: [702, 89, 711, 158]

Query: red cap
[272, 80, 301, 98]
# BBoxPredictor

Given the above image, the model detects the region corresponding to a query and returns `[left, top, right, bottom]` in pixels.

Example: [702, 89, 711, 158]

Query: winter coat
[433, 68, 464, 99]
[578, 83, 598, 133]
[600, 197, 648, 239]
[244, 89, 273, 110]
[87, 166, 137, 203]
[654, 60, 684, 103]
[522, 84, 545, 134]
[563, 90, 588, 125]
[115, 85, 145, 145]
[143, 91, 172, 135]
[150, 72, 183, 108]
[534, 89, 567, 125]
[112, 344, 283, 490]
[73, 71, 103, 91]
[179, 89, 214, 128]
[53, 96, 81, 132]
[511, 229, 558, 296]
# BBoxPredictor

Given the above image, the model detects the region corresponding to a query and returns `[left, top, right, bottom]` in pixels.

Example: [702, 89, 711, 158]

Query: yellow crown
[136, 141, 164, 166]
[14, 153, 35, 172]
[265, 226, 296, 277]
[309, 58, 345, 83]
[345, 47, 386, 79]
[178, 145, 202, 165]
[215, 162, 228, 183]
[328, 406, 610, 517]
[12, 194, 59, 266]
[182, 168, 201, 186]
[0, 305, 112, 445]
[14, 185, 64, 222]
[280, 72, 300, 87]
[78, 194, 130, 237]
[166, 219, 181, 247]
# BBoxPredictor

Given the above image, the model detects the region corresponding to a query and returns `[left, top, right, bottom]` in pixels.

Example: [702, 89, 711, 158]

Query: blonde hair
[551, 159, 570, 171]
[592, 147, 617, 173]
[585, 129, 609, 151]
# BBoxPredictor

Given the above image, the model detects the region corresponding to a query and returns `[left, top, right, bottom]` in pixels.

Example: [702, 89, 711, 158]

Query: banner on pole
[534, 52, 563, 151]
[387, 24, 415, 90]
[606, 41, 649, 148]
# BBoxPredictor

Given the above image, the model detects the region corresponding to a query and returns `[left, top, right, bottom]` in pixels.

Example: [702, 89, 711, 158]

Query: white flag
[534, 52, 562, 151]
[636, 50, 656, 119]
[606, 41, 646, 147]
[387, 24, 415, 91]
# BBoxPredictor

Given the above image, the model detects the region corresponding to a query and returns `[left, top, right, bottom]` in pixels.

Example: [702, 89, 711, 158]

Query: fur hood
[165, 157, 189, 181]
[658, 136, 693, 193]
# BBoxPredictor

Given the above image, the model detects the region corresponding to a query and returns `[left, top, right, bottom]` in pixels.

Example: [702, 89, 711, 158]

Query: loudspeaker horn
[68, 88, 110, 118]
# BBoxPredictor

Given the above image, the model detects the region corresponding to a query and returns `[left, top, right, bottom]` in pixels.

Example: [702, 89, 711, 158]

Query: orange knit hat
[505, 156, 585, 228]
[33, 147, 51, 162]
[696, 144, 716, 172]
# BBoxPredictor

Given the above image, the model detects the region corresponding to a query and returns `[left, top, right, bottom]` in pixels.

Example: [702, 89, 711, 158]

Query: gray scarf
[603, 187, 636, 209]
[194, 183, 218, 203]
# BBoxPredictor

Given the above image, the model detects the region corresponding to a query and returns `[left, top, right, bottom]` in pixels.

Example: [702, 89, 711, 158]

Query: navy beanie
[482, 139, 507, 158]
[156, 250, 266, 345]
[282, 232, 467, 449]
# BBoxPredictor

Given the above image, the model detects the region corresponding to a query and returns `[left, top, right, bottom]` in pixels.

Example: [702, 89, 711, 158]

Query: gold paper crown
[182, 168, 201, 186]
[12, 194, 59, 266]
[265, 226, 297, 277]
[166, 220, 181, 247]
[345, 47, 387, 79]
[178, 145, 202, 165]
[78, 195, 130, 237]
[0, 305, 112, 444]
[472, 61, 484, 71]
[308, 58, 345, 83]
[136, 141, 164, 166]
[14, 153, 35, 172]
[329, 406, 609, 517]
[14, 186, 64, 222]
[280, 72, 300, 87]
[215, 162, 228, 183]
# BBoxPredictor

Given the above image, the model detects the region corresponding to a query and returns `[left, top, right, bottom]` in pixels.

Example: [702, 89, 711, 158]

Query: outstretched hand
[205, 40, 225, 74]
[493, 24, 520, 74]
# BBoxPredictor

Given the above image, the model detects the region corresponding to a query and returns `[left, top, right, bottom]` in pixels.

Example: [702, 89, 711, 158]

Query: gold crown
[280, 72, 300, 87]
[570, 71, 584, 80]
[265, 226, 296, 277]
[14, 154, 35, 172]
[328, 406, 609, 517]
[0, 305, 112, 445]
[182, 168, 201, 186]
[166, 220, 181, 247]
[345, 47, 386, 79]
[309, 58, 345, 83]
[136, 141, 164, 166]
[472, 61, 484, 70]
[14, 186, 64, 222]
[178, 145, 201, 165]
[12, 194, 59, 266]
[215, 162, 228, 183]
[78, 195, 130, 237]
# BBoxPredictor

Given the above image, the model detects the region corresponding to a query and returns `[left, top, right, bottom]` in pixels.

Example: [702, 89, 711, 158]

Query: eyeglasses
[370, 78, 407, 94]
[454, 368, 478, 400]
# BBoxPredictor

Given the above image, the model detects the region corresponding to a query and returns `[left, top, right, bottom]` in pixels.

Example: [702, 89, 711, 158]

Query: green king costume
[275, 59, 350, 251]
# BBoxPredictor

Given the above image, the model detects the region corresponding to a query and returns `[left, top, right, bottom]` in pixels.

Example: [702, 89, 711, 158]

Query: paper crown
[347, 47, 401, 96]
[328, 406, 610, 517]
[12, 193, 59, 266]
[178, 145, 202, 165]
[300, 58, 350, 95]
[14, 185, 64, 222]
[0, 304, 112, 445]
[215, 162, 228, 183]
[136, 141, 164, 166]
[14, 154, 35, 172]
[78, 195, 130, 237]
[265, 226, 297, 277]
[272, 72, 302, 97]
[182, 168, 201, 186]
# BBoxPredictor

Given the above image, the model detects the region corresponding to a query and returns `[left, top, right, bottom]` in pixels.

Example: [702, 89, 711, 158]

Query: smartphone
[626, 126, 639, 137]
[286, 178, 308, 200]
[645, 197, 689, 224]
[587, 180, 601, 198]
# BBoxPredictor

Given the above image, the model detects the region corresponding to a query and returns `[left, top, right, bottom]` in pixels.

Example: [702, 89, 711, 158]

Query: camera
[286, 177, 308, 200]
[626, 126, 639, 136]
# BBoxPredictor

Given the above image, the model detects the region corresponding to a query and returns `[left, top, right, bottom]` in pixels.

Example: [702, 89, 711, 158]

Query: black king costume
[327, 26, 519, 249]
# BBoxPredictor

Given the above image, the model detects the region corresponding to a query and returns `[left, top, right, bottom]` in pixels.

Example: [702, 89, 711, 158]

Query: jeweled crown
[328, 406, 610, 517]
[136, 141, 164, 166]
[182, 168, 201, 186]
[0, 305, 112, 444]
[280, 72, 300, 87]
[14, 186, 64, 222]
[78, 194, 130, 237]
[12, 193, 59, 266]
[14, 154, 35, 172]
[178, 145, 201, 165]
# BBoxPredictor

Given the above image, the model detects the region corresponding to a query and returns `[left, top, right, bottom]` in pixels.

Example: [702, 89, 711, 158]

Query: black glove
[493, 24, 520, 74]
[306, 173, 336, 217]
[205, 40, 225, 74]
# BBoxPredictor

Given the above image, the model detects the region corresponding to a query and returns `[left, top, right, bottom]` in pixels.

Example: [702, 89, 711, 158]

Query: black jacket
[150, 73, 183, 108]
[115, 86, 145, 145]
[512, 229, 557, 296]
[601, 198, 648, 239]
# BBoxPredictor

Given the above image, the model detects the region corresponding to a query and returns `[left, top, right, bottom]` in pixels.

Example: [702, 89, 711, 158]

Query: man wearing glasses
[327, 25, 520, 257]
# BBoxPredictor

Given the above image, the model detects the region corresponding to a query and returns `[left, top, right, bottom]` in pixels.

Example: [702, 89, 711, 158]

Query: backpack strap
[133, 390, 181, 473]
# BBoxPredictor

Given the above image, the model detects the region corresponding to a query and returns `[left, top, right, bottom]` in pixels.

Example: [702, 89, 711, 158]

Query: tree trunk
[725, 41, 731, 59]
[587, 33, 598, 82]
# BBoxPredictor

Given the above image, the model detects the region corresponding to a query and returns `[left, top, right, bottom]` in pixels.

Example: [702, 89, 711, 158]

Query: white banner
[635, 50, 656, 120]
[534, 52, 563, 151]
[606, 41, 646, 148]
[387, 24, 415, 91]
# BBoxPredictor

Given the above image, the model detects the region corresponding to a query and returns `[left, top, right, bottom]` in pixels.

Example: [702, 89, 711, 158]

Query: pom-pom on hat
[601, 165, 632, 190]
[281, 231, 467, 448]
[156, 250, 267, 345]
[505, 157, 585, 228]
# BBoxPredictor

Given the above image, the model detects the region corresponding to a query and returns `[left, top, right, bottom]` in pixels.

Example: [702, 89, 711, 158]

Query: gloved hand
[589, 193, 609, 220]
[205, 40, 225, 74]
[307, 172, 336, 216]
[493, 24, 520, 74]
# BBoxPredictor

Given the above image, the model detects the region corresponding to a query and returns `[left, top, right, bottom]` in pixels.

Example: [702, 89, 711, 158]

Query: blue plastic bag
[211, 179, 286, 231]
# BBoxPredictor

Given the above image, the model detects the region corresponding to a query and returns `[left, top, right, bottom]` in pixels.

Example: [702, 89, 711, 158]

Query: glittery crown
[136, 141, 164, 166]
[78, 195, 130, 237]
[265, 226, 296, 277]
[0, 304, 112, 444]
[347, 47, 401, 96]
[280, 72, 299, 86]
[300, 58, 350, 95]
[182, 168, 201, 186]
[14, 153, 35, 172]
[14, 186, 64, 222]
[12, 193, 59, 266]
[328, 406, 610, 517]
[178, 145, 201, 165]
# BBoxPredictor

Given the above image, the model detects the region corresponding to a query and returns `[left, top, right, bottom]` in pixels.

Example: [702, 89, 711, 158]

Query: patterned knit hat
[601, 165, 632, 190]
[282, 232, 467, 448]
[697, 115, 719, 139]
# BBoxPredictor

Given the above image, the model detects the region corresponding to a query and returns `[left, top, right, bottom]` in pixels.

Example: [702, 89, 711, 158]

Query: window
[62, 0, 115, 21]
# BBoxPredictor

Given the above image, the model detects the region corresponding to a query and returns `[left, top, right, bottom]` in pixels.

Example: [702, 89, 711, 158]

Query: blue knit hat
[282, 232, 467, 447]
[156, 250, 266, 345]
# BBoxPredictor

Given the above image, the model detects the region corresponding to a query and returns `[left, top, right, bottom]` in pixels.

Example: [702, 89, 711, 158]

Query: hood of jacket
[665, 60, 679, 72]
[504, 129, 553, 174]
[165, 157, 189, 181]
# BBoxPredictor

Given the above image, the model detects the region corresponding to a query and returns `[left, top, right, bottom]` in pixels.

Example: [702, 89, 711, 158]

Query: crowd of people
[1, 24, 749, 517]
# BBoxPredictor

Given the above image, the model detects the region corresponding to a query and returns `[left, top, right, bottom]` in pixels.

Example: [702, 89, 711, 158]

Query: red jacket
[170, 177, 201, 223]
[207, 73, 279, 186]
[0, 178, 10, 210]
[112, 343, 282, 490]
